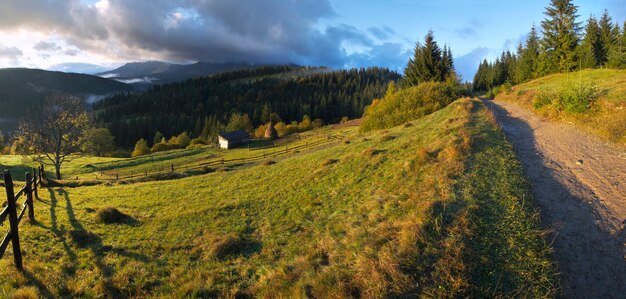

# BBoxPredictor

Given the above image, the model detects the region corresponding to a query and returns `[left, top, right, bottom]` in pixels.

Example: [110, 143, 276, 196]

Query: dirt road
[483, 99, 626, 299]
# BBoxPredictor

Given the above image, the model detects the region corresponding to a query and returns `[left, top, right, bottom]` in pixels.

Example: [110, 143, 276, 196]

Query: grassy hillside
[495, 69, 626, 145]
[0, 68, 132, 132]
[0, 99, 556, 298]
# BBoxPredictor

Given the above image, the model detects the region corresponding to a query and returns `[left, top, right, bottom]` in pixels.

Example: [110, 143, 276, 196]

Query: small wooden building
[218, 130, 250, 149]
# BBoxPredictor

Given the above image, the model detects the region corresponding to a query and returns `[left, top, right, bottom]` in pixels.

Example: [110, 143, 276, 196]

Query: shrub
[501, 82, 513, 94]
[96, 207, 132, 224]
[193, 233, 257, 260]
[557, 81, 598, 113]
[189, 137, 206, 146]
[151, 142, 178, 153]
[321, 159, 338, 167]
[69, 229, 99, 246]
[10, 286, 40, 299]
[361, 81, 460, 131]
[105, 150, 130, 158]
[131, 138, 150, 157]
[532, 91, 556, 109]
[174, 132, 192, 148]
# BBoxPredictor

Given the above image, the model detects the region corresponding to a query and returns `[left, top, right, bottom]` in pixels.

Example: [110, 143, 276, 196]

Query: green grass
[496, 69, 626, 145]
[0, 99, 556, 298]
[0, 130, 332, 182]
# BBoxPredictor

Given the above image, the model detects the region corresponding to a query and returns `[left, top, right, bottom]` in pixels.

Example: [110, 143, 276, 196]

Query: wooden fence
[0, 165, 45, 270]
[89, 134, 342, 182]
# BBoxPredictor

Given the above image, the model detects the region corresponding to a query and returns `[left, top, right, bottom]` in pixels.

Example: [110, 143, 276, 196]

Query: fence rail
[83, 134, 343, 182]
[0, 165, 45, 270]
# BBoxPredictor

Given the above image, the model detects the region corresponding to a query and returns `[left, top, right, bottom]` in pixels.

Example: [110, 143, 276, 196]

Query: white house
[218, 130, 250, 149]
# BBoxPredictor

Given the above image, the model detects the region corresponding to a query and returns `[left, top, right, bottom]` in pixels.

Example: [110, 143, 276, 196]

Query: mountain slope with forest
[98, 61, 262, 85]
[0, 68, 133, 132]
[94, 65, 400, 147]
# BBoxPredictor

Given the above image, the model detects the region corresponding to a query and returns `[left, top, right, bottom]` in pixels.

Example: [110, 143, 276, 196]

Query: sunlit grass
[0, 99, 556, 298]
[496, 68, 626, 145]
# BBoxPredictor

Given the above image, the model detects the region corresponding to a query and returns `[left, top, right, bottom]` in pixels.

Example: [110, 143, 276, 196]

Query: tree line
[94, 66, 400, 147]
[473, 0, 626, 91]
[361, 31, 468, 131]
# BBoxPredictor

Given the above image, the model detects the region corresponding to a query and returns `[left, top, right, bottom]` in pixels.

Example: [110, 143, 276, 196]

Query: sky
[0, 0, 624, 81]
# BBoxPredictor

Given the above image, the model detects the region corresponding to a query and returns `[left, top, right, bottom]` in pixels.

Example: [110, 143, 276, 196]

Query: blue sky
[0, 0, 624, 80]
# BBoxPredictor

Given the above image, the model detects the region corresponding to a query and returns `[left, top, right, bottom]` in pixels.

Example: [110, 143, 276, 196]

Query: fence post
[171, 164, 175, 173]
[32, 168, 39, 199]
[38, 165, 45, 187]
[25, 172, 34, 224]
[3, 170, 23, 270]
[116, 173, 119, 180]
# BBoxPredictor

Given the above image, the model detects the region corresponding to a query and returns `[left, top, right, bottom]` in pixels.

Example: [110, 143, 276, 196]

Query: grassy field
[495, 69, 626, 145]
[0, 131, 333, 182]
[0, 98, 556, 298]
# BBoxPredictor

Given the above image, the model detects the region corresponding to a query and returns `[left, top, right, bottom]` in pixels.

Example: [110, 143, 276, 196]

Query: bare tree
[17, 95, 90, 179]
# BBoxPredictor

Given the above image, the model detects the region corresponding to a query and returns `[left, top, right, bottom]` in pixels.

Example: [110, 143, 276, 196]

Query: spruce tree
[579, 15, 603, 68]
[473, 59, 490, 91]
[598, 9, 617, 65]
[402, 31, 449, 87]
[540, 0, 581, 73]
[517, 25, 541, 82]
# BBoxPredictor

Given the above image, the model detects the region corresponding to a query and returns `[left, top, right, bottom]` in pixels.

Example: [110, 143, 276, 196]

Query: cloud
[49, 62, 114, 74]
[455, 27, 479, 39]
[344, 42, 411, 72]
[0, 46, 23, 61]
[455, 47, 491, 82]
[368, 26, 395, 40]
[455, 18, 484, 40]
[33, 41, 61, 51]
[0, 0, 406, 70]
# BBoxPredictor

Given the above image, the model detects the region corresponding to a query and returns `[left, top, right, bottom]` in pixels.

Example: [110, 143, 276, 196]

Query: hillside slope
[495, 69, 626, 145]
[0, 68, 132, 132]
[0, 98, 556, 298]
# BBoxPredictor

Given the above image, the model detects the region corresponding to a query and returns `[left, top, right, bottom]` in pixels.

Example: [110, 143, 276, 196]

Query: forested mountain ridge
[98, 61, 264, 85]
[0, 68, 133, 132]
[94, 65, 400, 147]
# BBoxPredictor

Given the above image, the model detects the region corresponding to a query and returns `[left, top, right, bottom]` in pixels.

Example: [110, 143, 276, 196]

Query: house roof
[219, 130, 250, 141]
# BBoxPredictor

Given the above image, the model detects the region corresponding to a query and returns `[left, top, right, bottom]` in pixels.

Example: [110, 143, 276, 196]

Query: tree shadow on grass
[29, 188, 149, 298]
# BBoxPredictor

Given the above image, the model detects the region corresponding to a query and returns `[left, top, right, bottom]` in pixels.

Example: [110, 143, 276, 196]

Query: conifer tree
[402, 31, 451, 87]
[517, 25, 541, 82]
[579, 15, 603, 68]
[153, 131, 164, 146]
[540, 0, 581, 73]
[613, 22, 626, 68]
[598, 9, 617, 65]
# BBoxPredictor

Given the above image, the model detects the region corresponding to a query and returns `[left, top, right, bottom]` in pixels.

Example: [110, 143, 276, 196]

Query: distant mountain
[0, 68, 133, 132]
[98, 61, 262, 85]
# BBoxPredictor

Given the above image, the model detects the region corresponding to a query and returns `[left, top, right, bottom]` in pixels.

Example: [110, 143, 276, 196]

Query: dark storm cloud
[0, 0, 408, 69]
